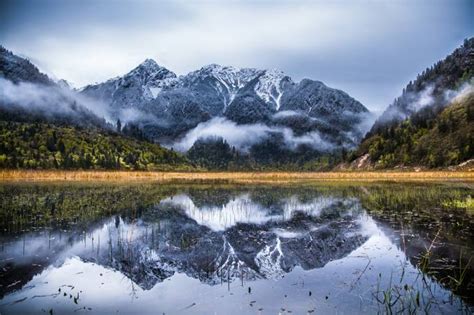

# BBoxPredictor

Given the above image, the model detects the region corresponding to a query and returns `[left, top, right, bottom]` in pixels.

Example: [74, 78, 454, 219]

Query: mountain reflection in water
[0, 182, 472, 314]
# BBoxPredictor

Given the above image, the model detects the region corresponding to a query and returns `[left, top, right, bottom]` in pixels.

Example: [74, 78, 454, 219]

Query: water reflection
[0, 182, 472, 314]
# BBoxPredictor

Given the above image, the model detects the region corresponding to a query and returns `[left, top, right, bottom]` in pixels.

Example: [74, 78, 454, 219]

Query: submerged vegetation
[0, 183, 181, 234]
[0, 181, 472, 312]
[359, 183, 474, 305]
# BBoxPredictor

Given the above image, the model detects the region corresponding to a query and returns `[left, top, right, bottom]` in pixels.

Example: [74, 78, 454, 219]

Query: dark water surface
[0, 181, 473, 314]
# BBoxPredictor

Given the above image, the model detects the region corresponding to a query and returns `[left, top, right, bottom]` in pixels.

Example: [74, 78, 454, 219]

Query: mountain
[80, 62, 371, 152]
[80, 59, 178, 112]
[348, 38, 474, 169]
[0, 46, 193, 171]
[0, 46, 52, 85]
[277, 79, 368, 138]
[0, 45, 107, 129]
[370, 38, 474, 133]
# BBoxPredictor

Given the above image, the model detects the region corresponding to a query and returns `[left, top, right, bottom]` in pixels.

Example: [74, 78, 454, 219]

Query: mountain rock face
[81, 62, 371, 149]
[80, 59, 178, 112]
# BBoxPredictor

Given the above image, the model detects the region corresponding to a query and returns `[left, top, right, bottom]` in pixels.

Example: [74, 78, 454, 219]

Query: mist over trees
[1, 38, 473, 171]
[186, 135, 346, 171]
[351, 37, 474, 169]
[369, 38, 474, 134]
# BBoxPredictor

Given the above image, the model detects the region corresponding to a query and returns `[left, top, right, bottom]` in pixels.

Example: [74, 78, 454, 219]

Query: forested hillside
[0, 46, 196, 171]
[186, 136, 344, 171]
[0, 121, 194, 170]
[0, 46, 52, 85]
[370, 38, 474, 132]
[349, 38, 474, 169]
[353, 91, 473, 168]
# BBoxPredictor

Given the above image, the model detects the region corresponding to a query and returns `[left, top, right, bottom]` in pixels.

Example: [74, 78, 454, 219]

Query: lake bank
[1, 169, 473, 182]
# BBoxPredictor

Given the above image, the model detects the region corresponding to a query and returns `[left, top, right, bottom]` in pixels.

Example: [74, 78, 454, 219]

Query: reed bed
[1, 170, 473, 183]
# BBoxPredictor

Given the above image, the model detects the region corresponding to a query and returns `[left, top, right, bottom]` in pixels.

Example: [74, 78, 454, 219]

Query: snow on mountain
[128, 59, 177, 100]
[81, 62, 295, 113]
[1, 43, 373, 156]
[178, 64, 262, 109]
[80, 59, 177, 110]
[254, 69, 292, 110]
[80, 59, 371, 148]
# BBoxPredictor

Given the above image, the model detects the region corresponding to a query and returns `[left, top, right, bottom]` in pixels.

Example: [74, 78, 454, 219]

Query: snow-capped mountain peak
[140, 58, 159, 68]
[79, 59, 179, 108]
[80, 59, 370, 147]
[128, 59, 176, 82]
[185, 64, 261, 88]
[179, 64, 295, 110]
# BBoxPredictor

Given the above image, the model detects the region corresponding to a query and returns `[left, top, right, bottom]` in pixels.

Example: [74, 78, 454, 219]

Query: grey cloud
[1, 0, 472, 114]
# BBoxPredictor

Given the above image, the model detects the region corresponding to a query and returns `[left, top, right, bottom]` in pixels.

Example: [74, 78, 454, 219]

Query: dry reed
[1, 170, 473, 183]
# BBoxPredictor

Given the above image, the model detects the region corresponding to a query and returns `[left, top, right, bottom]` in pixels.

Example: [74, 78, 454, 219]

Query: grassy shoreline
[1, 169, 473, 183]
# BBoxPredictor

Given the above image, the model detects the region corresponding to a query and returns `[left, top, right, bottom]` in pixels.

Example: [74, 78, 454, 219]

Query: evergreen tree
[116, 119, 122, 133]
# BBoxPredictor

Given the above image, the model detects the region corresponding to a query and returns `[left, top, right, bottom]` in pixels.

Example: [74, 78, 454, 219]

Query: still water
[0, 181, 472, 314]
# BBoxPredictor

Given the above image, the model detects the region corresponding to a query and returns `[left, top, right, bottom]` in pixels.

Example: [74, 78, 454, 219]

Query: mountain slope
[80, 59, 178, 112]
[370, 38, 474, 133]
[350, 38, 474, 169]
[0, 46, 107, 129]
[0, 46, 52, 85]
[353, 90, 473, 168]
[0, 120, 193, 170]
[0, 47, 193, 171]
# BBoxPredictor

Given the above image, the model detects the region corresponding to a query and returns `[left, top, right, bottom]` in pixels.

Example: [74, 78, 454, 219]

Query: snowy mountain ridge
[80, 59, 178, 109]
[79, 58, 371, 150]
[81, 60, 297, 111]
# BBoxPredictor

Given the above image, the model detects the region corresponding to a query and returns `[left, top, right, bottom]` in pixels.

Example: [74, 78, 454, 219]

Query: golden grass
[1, 170, 473, 183]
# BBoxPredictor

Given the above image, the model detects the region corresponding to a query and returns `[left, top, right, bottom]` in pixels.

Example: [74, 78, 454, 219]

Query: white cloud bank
[0, 78, 111, 122]
[169, 117, 336, 153]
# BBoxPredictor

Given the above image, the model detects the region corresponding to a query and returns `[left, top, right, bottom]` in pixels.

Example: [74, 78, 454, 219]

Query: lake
[0, 181, 473, 314]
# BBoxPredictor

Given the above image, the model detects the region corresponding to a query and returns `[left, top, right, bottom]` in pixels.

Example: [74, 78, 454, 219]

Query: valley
[0, 3, 472, 314]
[1, 38, 473, 172]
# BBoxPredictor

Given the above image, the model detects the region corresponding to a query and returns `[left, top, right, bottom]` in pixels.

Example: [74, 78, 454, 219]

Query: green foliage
[357, 92, 474, 168]
[355, 38, 474, 169]
[0, 121, 194, 170]
[186, 135, 345, 171]
[187, 137, 233, 170]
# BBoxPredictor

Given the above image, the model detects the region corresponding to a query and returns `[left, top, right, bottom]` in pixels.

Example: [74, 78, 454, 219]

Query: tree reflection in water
[0, 182, 472, 314]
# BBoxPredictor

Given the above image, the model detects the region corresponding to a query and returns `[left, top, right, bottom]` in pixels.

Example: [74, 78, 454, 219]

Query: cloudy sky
[0, 0, 472, 113]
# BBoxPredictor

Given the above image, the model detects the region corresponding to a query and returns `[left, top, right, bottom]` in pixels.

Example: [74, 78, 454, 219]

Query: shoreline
[1, 170, 473, 183]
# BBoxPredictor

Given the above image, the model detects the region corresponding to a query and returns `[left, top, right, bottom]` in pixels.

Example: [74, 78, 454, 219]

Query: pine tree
[116, 119, 122, 133]
[57, 140, 66, 154]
